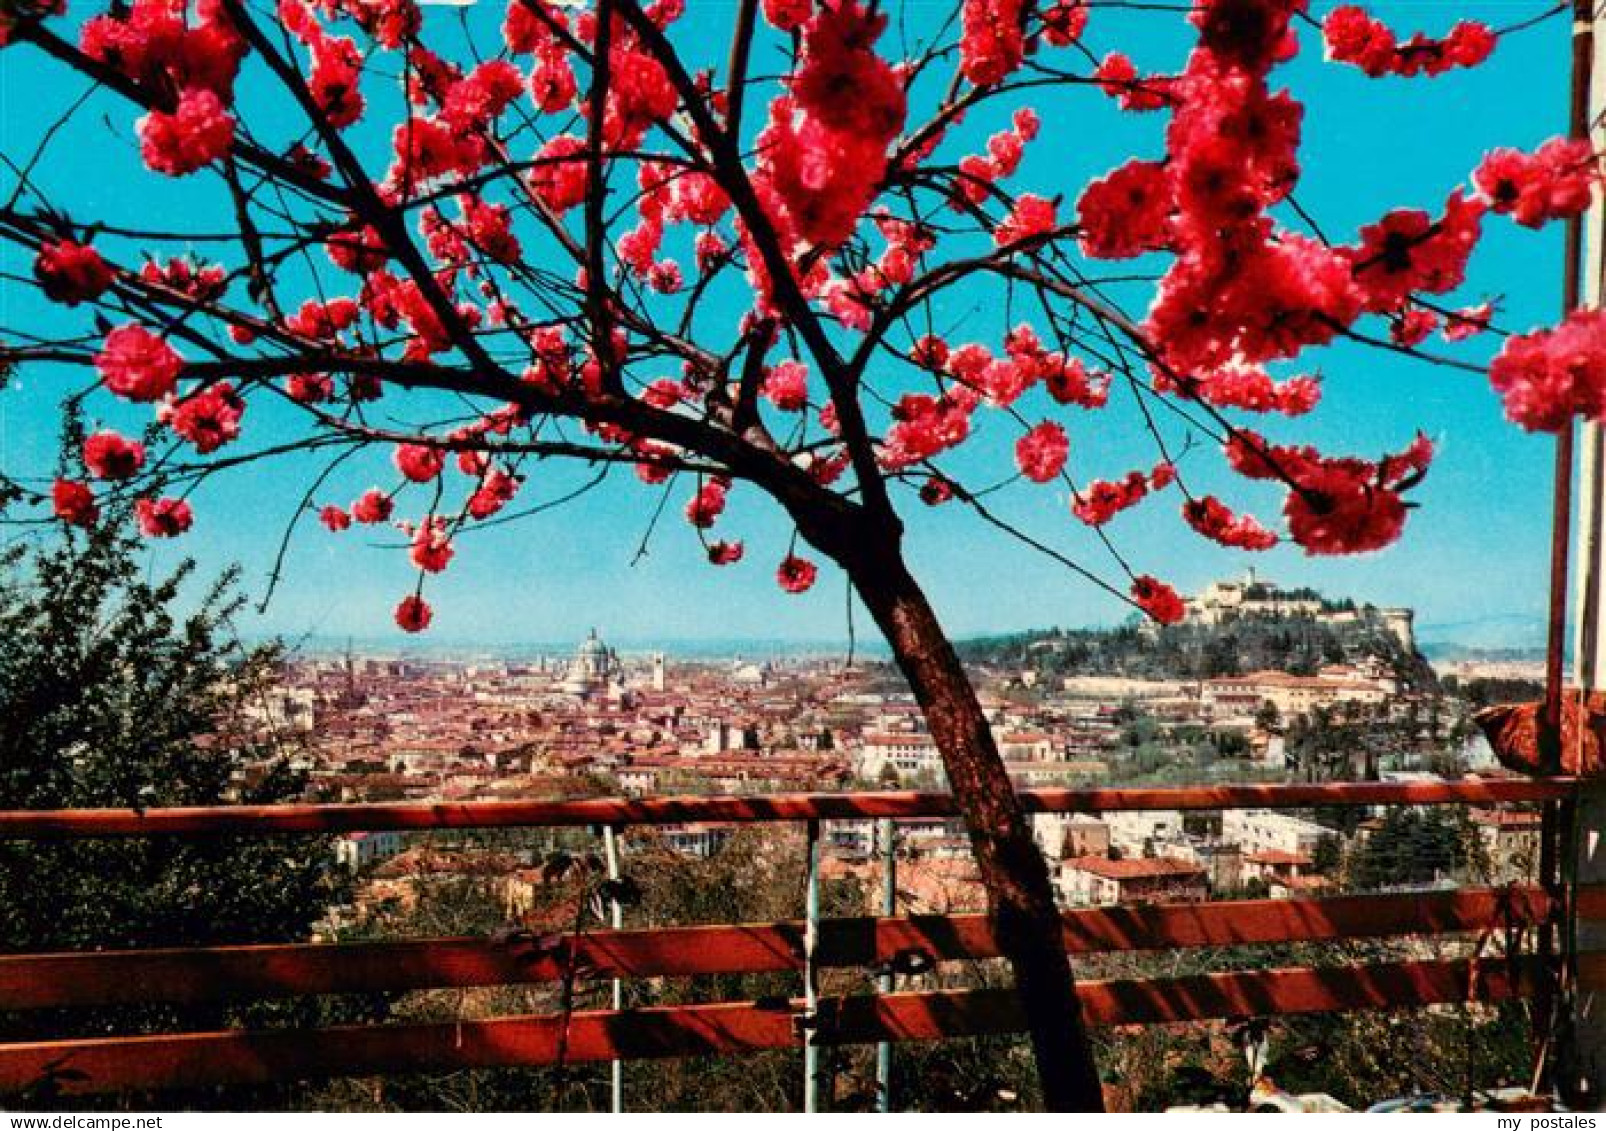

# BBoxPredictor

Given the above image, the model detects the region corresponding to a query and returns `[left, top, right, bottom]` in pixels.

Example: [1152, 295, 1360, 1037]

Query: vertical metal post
[875, 818, 896, 1113]
[1559, 1, 1606, 1105]
[803, 818, 821, 1114]
[601, 823, 625, 1114]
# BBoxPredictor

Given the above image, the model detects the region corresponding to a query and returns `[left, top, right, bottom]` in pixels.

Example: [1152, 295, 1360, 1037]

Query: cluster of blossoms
[140, 255, 228, 301]
[1488, 308, 1606, 433]
[947, 106, 1040, 211]
[958, 0, 1088, 87]
[313, 437, 529, 629]
[1322, 6, 1496, 79]
[55, 431, 176, 537]
[1072, 463, 1174, 527]
[29, 0, 1606, 639]
[1164, 361, 1321, 417]
[762, 361, 810, 412]
[79, 0, 248, 175]
[1227, 430, 1434, 555]
[1093, 52, 1174, 113]
[959, 0, 1026, 87]
[1182, 495, 1279, 551]
[33, 240, 114, 305]
[1473, 139, 1600, 229]
[1065, 0, 1529, 566]
[685, 477, 731, 529]
[994, 194, 1058, 247]
[612, 161, 730, 293]
[882, 324, 1108, 474]
[749, 0, 906, 303]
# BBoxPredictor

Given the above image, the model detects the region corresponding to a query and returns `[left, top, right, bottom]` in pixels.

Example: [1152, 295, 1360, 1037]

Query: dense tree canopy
[0, 520, 341, 953]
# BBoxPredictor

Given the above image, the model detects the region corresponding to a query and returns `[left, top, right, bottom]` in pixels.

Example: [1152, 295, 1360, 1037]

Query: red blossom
[1392, 307, 1438, 347]
[165, 382, 244, 453]
[285, 297, 359, 340]
[395, 594, 433, 633]
[707, 539, 745, 565]
[135, 496, 193, 538]
[1040, 1, 1089, 47]
[352, 489, 395, 524]
[138, 87, 235, 176]
[327, 223, 388, 273]
[763, 0, 812, 31]
[286, 373, 334, 403]
[96, 324, 183, 403]
[1227, 431, 1433, 555]
[52, 478, 99, 527]
[751, 1, 905, 259]
[1093, 52, 1171, 112]
[1015, 422, 1069, 483]
[1283, 468, 1406, 555]
[394, 442, 446, 482]
[1347, 190, 1485, 313]
[1187, 362, 1321, 417]
[82, 431, 146, 480]
[503, 0, 565, 53]
[919, 476, 956, 506]
[882, 392, 972, 469]
[80, 0, 246, 99]
[34, 240, 114, 305]
[1131, 575, 1185, 624]
[529, 134, 589, 214]
[762, 360, 810, 411]
[409, 518, 455, 572]
[320, 505, 352, 532]
[777, 553, 819, 593]
[308, 34, 366, 129]
[140, 255, 227, 300]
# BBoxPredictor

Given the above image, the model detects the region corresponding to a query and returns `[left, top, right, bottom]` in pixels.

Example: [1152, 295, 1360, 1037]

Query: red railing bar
[0, 885, 1561, 1010]
[0, 778, 1577, 839]
[0, 957, 1541, 1096]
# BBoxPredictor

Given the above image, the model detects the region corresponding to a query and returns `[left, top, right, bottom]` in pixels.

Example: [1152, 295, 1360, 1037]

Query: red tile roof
[1063, 856, 1206, 880]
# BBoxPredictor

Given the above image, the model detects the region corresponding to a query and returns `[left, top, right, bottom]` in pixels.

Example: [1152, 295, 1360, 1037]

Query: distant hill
[960, 616, 1427, 684]
[1415, 613, 1548, 661]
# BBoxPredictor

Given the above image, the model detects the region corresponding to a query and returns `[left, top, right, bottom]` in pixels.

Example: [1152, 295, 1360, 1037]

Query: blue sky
[0, 1, 1580, 648]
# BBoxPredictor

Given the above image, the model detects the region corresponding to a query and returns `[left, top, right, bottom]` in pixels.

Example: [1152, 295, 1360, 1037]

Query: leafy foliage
[0, 520, 344, 959]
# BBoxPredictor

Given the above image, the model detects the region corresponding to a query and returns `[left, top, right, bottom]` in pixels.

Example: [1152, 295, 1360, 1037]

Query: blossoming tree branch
[0, 0, 1597, 1109]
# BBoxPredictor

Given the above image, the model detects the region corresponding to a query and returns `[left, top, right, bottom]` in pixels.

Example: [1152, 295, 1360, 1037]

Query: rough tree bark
[837, 530, 1106, 1112]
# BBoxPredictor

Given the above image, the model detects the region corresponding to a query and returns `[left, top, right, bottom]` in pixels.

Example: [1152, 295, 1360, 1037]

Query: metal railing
[0, 777, 1589, 1108]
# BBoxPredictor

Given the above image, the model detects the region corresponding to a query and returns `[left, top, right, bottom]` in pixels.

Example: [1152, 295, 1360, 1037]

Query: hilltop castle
[1184, 569, 1415, 650]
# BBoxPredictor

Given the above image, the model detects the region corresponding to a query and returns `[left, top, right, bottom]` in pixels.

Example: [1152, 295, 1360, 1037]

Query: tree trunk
[844, 543, 1105, 1112]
